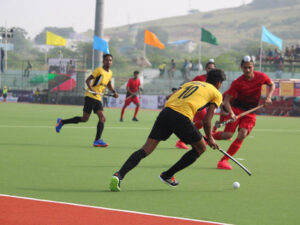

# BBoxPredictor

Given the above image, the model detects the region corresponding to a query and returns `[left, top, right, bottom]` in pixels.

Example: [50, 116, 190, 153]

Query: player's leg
[94, 100, 108, 147]
[120, 98, 131, 122]
[94, 109, 108, 147]
[212, 107, 240, 140]
[217, 114, 255, 170]
[132, 96, 140, 121]
[161, 113, 206, 186]
[110, 138, 160, 191]
[56, 97, 92, 133]
[110, 108, 172, 191]
[175, 109, 206, 150]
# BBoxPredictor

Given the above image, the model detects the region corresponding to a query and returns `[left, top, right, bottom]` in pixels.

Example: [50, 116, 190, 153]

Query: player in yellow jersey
[55, 54, 119, 147]
[110, 69, 226, 191]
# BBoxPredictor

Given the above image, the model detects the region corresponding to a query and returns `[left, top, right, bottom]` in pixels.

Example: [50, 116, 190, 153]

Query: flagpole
[142, 43, 146, 87]
[44, 49, 47, 72]
[92, 48, 95, 70]
[259, 40, 263, 72]
[198, 28, 202, 73]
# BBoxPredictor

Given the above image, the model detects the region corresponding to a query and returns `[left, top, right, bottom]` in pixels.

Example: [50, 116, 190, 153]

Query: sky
[0, 0, 252, 39]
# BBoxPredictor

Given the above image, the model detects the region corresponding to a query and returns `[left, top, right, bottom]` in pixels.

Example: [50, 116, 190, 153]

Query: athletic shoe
[110, 172, 121, 192]
[120, 118, 123, 122]
[217, 160, 232, 170]
[55, 118, 63, 133]
[93, 139, 108, 147]
[175, 140, 189, 150]
[159, 173, 179, 187]
[132, 117, 138, 121]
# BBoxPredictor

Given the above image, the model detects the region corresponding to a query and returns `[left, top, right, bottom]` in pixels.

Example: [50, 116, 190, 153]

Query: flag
[93, 35, 110, 54]
[46, 31, 67, 46]
[144, 30, 165, 49]
[168, 40, 191, 45]
[261, 26, 282, 50]
[201, 28, 219, 46]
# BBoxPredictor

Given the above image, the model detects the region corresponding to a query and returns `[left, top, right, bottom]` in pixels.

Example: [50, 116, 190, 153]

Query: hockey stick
[215, 104, 264, 128]
[204, 137, 252, 176]
[218, 147, 252, 176]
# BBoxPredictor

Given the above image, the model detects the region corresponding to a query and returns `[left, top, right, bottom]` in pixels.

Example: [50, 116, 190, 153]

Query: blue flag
[93, 35, 110, 53]
[261, 26, 282, 50]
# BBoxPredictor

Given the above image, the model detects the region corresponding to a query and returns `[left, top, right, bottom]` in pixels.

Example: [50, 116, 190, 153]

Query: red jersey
[227, 71, 271, 110]
[127, 78, 140, 93]
[192, 74, 206, 82]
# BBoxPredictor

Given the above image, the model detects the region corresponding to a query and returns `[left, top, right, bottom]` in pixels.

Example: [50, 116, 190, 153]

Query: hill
[105, 1, 300, 54]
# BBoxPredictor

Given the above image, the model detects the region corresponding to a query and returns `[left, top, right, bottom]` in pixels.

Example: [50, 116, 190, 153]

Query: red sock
[212, 131, 223, 140]
[221, 138, 243, 161]
[133, 106, 139, 118]
[194, 121, 203, 129]
[121, 107, 126, 119]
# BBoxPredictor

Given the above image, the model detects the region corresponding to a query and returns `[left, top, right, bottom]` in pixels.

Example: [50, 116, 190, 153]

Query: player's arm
[224, 94, 236, 121]
[202, 103, 218, 149]
[126, 86, 135, 96]
[107, 81, 119, 98]
[265, 81, 275, 105]
[85, 75, 94, 91]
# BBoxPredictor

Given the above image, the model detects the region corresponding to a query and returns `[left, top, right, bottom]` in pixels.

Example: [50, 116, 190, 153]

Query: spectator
[181, 59, 188, 79]
[34, 88, 40, 103]
[2, 85, 8, 102]
[158, 63, 166, 76]
[257, 48, 265, 61]
[291, 45, 295, 59]
[186, 60, 193, 80]
[168, 59, 176, 78]
[24, 60, 32, 77]
[0, 48, 4, 73]
[267, 48, 274, 63]
[295, 44, 300, 59]
[284, 47, 291, 59]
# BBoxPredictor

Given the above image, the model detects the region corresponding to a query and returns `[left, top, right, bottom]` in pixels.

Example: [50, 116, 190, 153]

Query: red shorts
[223, 107, 256, 134]
[124, 96, 140, 106]
[219, 113, 227, 123]
[193, 108, 207, 123]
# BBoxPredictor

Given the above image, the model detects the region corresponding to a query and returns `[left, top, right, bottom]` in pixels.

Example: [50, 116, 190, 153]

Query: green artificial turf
[0, 103, 300, 225]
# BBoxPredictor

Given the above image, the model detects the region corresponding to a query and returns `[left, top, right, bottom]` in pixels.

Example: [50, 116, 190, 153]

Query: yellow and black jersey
[85, 67, 113, 101]
[165, 81, 222, 120]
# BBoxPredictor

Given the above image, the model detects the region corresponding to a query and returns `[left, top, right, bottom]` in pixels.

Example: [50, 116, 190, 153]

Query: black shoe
[120, 118, 123, 122]
[159, 173, 179, 187]
[132, 117, 138, 122]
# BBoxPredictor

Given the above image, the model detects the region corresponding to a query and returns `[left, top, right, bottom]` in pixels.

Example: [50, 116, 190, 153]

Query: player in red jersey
[213, 56, 275, 170]
[120, 70, 141, 122]
[175, 60, 216, 149]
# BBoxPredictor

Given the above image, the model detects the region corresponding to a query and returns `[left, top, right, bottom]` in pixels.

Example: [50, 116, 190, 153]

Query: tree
[7, 27, 33, 54]
[250, 0, 300, 8]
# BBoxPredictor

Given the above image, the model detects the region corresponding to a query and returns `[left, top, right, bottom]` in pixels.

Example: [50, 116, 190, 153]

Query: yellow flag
[46, 31, 67, 46]
[144, 29, 165, 49]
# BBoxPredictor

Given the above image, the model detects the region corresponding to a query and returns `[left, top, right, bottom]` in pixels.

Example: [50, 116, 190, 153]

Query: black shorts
[148, 107, 202, 144]
[83, 96, 103, 114]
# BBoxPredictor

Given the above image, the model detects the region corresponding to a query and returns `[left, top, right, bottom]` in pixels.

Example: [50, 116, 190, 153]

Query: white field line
[0, 125, 300, 132]
[0, 194, 231, 225]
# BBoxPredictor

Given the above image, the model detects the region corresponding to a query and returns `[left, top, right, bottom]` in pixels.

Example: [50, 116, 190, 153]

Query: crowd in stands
[257, 96, 300, 117]
[257, 44, 300, 66]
